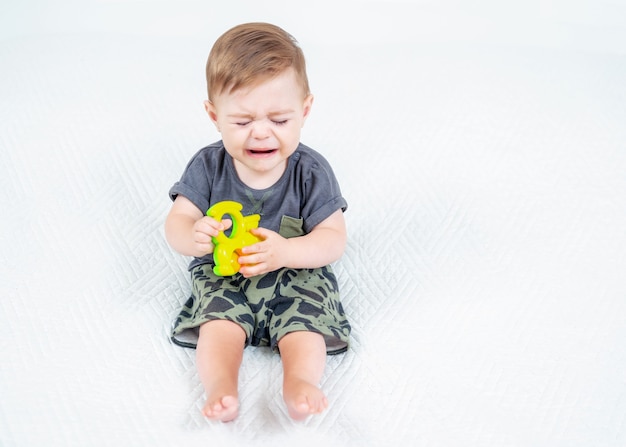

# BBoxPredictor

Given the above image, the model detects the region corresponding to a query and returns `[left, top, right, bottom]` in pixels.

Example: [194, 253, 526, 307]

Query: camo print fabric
[171, 264, 351, 355]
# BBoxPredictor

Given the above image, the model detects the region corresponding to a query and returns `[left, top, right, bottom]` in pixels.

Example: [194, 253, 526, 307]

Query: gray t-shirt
[169, 140, 348, 270]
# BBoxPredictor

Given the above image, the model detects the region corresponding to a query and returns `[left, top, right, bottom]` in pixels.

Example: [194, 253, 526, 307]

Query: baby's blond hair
[206, 22, 310, 101]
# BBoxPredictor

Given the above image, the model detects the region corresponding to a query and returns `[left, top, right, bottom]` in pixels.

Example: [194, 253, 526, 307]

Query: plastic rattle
[206, 200, 262, 276]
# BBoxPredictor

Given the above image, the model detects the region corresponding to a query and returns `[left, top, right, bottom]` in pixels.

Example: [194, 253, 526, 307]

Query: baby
[164, 22, 351, 422]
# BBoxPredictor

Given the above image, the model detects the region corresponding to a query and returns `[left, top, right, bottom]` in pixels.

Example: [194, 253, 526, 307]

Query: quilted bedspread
[2, 2, 626, 446]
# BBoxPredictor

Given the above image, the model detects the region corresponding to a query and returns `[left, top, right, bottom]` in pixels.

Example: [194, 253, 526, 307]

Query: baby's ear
[302, 94, 314, 120]
[204, 100, 220, 129]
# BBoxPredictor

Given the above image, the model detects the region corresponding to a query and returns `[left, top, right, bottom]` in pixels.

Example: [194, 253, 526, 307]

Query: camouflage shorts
[171, 264, 351, 355]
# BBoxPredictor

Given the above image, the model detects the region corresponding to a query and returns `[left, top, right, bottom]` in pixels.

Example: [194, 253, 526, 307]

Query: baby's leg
[196, 320, 246, 422]
[278, 331, 328, 421]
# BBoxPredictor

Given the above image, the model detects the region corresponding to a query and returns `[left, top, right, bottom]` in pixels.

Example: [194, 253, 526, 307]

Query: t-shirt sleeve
[168, 149, 212, 213]
[300, 154, 348, 233]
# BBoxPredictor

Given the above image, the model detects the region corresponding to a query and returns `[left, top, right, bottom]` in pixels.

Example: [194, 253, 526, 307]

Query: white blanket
[2, 2, 626, 446]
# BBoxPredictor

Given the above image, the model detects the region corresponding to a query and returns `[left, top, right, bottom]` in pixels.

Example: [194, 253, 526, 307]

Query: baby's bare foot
[202, 395, 239, 422]
[283, 378, 328, 421]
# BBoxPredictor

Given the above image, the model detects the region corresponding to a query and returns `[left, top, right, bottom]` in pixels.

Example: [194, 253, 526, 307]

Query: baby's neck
[233, 159, 287, 190]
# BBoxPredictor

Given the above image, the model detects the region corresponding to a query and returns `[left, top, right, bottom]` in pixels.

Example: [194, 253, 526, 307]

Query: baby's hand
[192, 217, 232, 255]
[238, 228, 290, 277]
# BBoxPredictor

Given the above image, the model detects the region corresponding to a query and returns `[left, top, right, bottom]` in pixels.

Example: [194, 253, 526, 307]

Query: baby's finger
[194, 231, 213, 244]
[239, 262, 264, 278]
[197, 217, 224, 235]
[200, 244, 215, 256]
[240, 242, 263, 254]
[250, 227, 270, 238]
[237, 252, 259, 266]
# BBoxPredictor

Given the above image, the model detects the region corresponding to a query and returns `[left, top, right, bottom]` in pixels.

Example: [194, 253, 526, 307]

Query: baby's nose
[251, 119, 271, 138]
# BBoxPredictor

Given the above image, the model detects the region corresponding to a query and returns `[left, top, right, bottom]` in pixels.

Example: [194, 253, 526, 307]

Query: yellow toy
[206, 201, 262, 276]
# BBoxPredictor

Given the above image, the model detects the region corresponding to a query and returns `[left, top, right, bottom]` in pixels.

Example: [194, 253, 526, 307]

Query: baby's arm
[165, 195, 231, 258]
[238, 209, 346, 277]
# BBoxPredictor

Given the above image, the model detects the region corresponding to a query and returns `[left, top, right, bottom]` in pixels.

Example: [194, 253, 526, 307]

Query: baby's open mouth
[248, 148, 277, 155]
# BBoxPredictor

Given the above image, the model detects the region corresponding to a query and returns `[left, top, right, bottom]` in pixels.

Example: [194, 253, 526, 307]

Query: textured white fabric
[2, 2, 626, 446]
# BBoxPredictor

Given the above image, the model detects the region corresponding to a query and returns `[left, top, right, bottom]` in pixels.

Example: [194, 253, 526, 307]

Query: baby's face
[207, 68, 313, 188]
